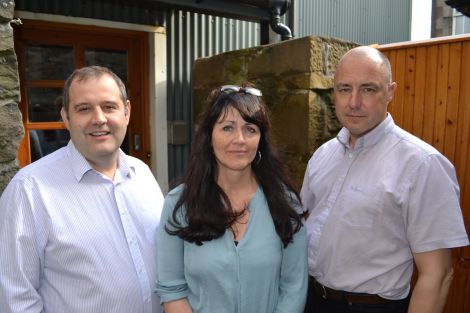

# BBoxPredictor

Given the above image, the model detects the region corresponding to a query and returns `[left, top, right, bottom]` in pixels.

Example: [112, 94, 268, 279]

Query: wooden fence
[379, 34, 470, 313]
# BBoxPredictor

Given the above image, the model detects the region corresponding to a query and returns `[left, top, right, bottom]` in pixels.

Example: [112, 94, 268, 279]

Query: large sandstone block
[192, 35, 358, 188]
[0, 22, 13, 51]
[0, 160, 19, 193]
[0, 102, 24, 163]
[0, 49, 20, 103]
[0, 0, 14, 21]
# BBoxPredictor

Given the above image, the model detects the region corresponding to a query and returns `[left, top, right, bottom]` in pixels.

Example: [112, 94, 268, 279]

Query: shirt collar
[67, 141, 135, 182]
[337, 114, 395, 150]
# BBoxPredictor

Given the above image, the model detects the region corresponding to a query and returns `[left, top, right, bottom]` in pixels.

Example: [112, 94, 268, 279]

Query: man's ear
[60, 107, 70, 129]
[125, 100, 131, 122]
[387, 82, 398, 102]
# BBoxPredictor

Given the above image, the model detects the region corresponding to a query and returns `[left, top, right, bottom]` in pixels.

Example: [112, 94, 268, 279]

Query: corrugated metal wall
[165, 10, 260, 185]
[293, 0, 411, 45]
[453, 10, 470, 34]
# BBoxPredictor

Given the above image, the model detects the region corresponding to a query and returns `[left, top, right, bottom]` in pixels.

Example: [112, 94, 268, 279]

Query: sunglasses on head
[220, 85, 262, 97]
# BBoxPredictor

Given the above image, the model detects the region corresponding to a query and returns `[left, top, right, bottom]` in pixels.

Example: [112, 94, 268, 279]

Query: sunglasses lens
[244, 87, 262, 97]
[220, 85, 240, 93]
[220, 85, 262, 97]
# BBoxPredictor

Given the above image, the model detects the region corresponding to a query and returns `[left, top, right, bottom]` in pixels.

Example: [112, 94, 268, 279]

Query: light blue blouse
[156, 184, 307, 313]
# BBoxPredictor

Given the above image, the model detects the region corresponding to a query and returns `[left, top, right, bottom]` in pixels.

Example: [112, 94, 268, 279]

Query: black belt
[309, 276, 392, 305]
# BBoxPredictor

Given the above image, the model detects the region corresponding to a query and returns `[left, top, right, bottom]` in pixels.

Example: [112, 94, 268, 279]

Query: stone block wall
[192, 36, 357, 189]
[432, 0, 454, 37]
[0, 0, 23, 194]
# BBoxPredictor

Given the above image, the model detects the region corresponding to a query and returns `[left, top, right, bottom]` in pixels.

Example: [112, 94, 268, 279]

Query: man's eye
[363, 87, 376, 93]
[76, 106, 90, 112]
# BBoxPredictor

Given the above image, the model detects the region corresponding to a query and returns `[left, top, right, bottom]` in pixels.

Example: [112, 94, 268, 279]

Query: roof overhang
[138, 0, 287, 22]
[445, 0, 470, 17]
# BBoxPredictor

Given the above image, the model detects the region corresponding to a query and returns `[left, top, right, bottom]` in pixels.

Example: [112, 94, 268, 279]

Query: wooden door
[13, 20, 150, 167]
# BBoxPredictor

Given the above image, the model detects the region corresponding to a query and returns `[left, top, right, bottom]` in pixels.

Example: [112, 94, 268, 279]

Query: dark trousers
[304, 278, 411, 313]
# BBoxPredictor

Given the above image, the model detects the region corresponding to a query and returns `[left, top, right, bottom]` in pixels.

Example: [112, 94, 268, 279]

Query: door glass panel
[25, 45, 74, 80]
[27, 88, 63, 122]
[29, 129, 70, 162]
[85, 49, 128, 82]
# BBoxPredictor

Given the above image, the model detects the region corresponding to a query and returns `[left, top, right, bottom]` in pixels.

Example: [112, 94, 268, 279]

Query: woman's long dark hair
[166, 83, 303, 247]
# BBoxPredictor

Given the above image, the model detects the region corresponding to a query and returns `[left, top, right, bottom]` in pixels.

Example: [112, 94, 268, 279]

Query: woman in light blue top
[156, 83, 308, 313]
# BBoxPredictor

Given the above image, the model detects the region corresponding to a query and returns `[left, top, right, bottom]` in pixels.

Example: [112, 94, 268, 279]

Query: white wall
[411, 0, 432, 40]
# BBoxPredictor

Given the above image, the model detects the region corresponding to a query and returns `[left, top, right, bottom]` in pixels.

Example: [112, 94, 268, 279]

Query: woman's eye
[222, 125, 232, 131]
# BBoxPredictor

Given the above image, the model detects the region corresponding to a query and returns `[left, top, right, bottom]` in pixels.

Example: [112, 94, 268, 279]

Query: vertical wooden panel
[412, 47, 427, 138]
[385, 50, 399, 118]
[402, 48, 416, 132]
[422, 45, 438, 146]
[391, 49, 407, 126]
[443, 42, 462, 162]
[433, 44, 450, 153]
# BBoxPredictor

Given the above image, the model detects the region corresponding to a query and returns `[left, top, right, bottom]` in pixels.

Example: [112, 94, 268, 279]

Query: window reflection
[25, 45, 74, 80]
[27, 88, 63, 122]
[29, 130, 70, 162]
[85, 49, 128, 82]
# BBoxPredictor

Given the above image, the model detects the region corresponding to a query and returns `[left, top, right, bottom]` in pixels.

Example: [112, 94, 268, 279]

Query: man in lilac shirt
[301, 46, 468, 313]
[0, 66, 164, 313]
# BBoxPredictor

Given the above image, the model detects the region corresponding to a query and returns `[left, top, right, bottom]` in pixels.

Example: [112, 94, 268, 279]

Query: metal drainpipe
[269, 0, 293, 40]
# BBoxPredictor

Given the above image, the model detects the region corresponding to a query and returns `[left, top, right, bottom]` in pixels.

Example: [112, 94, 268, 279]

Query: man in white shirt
[0, 66, 164, 313]
[301, 46, 469, 313]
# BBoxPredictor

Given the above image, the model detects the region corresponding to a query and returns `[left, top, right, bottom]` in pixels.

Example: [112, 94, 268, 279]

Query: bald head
[333, 46, 397, 147]
[336, 46, 393, 85]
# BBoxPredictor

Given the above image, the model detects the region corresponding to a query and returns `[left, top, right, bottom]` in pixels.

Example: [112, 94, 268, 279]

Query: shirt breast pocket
[338, 186, 383, 229]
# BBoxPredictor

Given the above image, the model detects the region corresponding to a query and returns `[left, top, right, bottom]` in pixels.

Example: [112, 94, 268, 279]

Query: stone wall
[432, 0, 454, 37]
[0, 0, 23, 194]
[192, 36, 357, 189]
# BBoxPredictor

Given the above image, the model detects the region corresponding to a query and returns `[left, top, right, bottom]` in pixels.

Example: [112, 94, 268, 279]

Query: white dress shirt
[301, 114, 469, 299]
[0, 141, 164, 313]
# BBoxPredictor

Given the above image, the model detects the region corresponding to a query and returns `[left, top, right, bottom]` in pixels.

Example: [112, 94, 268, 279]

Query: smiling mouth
[89, 131, 110, 136]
